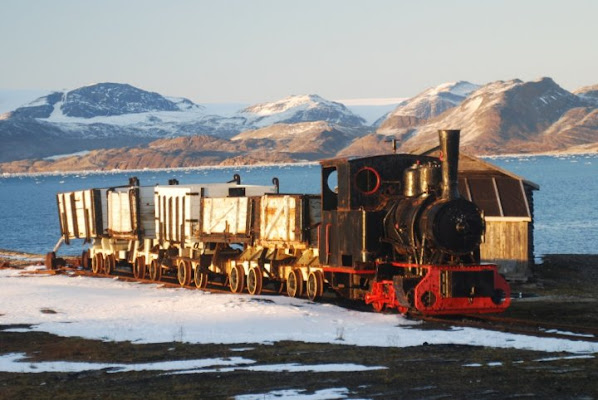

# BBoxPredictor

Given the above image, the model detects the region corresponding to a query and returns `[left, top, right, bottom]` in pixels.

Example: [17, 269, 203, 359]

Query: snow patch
[238, 94, 363, 128]
[1, 268, 598, 354]
[245, 95, 326, 116]
[43, 150, 91, 161]
[0, 352, 254, 374]
[235, 388, 352, 400]
[386, 81, 480, 120]
[171, 363, 386, 375]
[0, 352, 384, 376]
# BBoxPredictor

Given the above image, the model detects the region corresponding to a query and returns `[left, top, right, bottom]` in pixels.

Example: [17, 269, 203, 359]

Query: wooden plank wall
[481, 220, 531, 281]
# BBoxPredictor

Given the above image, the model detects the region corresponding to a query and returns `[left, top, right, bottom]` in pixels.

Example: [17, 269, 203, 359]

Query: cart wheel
[45, 252, 57, 270]
[134, 256, 146, 279]
[194, 269, 209, 289]
[247, 266, 263, 295]
[276, 281, 286, 294]
[177, 260, 192, 286]
[286, 269, 304, 298]
[149, 259, 162, 281]
[229, 264, 245, 293]
[92, 253, 103, 274]
[104, 254, 115, 275]
[81, 250, 91, 270]
[306, 270, 324, 301]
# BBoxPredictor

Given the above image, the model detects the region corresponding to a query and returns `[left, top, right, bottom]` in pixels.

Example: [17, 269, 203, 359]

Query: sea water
[489, 153, 597, 255]
[0, 164, 321, 255]
[0, 154, 596, 256]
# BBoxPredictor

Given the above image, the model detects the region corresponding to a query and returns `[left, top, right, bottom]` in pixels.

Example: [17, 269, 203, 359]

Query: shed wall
[481, 219, 531, 281]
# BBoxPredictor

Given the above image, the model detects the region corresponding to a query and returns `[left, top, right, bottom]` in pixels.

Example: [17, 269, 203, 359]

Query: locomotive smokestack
[439, 129, 461, 200]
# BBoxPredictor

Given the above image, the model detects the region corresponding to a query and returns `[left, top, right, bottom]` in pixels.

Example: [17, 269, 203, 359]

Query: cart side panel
[201, 197, 250, 236]
[260, 195, 298, 243]
[56, 189, 105, 240]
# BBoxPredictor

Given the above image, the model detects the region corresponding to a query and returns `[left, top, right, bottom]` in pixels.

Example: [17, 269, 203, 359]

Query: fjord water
[0, 164, 321, 256]
[0, 154, 596, 257]
[489, 153, 597, 256]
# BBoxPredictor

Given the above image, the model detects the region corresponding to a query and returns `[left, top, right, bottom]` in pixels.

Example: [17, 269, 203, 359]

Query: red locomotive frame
[363, 262, 511, 315]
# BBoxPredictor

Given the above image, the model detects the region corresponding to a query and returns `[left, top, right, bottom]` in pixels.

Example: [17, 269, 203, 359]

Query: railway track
[15, 262, 282, 296]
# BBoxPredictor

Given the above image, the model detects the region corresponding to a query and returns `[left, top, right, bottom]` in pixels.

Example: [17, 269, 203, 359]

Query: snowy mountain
[11, 83, 195, 119]
[574, 84, 598, 106]
[2, 84, 208, 137]
[232, 121, 359, 160]
[377, 81, 479, 133]
[1, 78, 597, 171]
[224, 95, 368, 162]
[228, 95, 367, 154]
[0, 84, 370, 163]
[384, 77, 591, 154]
[4, 83, 223, 135]
[238, 94, 366, 128]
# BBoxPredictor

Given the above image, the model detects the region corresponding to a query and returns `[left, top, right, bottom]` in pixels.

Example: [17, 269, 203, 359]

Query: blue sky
[1, 0, 596, 103]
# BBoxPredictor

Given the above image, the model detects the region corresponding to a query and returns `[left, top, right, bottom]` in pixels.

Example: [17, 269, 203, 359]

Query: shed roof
[420, 147, 540, 190]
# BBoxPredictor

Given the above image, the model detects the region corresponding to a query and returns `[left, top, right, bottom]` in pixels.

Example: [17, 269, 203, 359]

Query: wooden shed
[422, 149, 539, 281]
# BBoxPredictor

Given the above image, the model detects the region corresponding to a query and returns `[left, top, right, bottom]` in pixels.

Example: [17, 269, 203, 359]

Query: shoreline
[483, 150, 597, 159]
[0, 160, 321, 179]
[1, 151, 595, 179]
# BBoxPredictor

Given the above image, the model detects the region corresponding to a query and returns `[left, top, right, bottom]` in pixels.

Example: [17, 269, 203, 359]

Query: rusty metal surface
[201, 197, 250, 236]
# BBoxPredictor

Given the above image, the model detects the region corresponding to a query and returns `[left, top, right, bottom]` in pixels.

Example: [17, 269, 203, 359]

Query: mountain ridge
[0, 77, 596, 173]
[0, 83, 367, 163]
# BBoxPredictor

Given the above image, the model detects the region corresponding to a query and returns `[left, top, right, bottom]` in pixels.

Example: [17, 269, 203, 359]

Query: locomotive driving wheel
[370, 282, 386, 312]
[149, 259, 162, 281]
[421, 291, 437, 308]
[177, 260, 192, 287]
[306, 270, 324, 301]
[365, 281, 396, 313]
[229, 264, 245, 293]
[133, 256, 146, 279]
[247, 266, 263, 295]
[91, 253, 103, 274]
[372, 300, 385, 313]
[286, 269, 304, 298]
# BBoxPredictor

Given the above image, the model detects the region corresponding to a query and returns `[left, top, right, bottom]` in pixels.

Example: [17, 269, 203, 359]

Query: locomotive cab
[318, 153, 439, 301]
[319, 153, 439, 268]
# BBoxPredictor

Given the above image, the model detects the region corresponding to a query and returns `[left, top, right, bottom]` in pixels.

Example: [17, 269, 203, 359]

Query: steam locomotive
[48, 129, 510, 315]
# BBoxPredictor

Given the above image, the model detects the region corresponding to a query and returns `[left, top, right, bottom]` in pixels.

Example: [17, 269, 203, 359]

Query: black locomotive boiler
[49, 129, 510, 315]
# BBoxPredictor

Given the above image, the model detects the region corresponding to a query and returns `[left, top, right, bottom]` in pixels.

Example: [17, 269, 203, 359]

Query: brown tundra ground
[0, 253, 597, 399]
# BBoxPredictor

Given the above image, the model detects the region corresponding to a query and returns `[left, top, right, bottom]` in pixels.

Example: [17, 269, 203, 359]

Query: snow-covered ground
[0, 352, 385, 376]
[1, 267, 597, 355]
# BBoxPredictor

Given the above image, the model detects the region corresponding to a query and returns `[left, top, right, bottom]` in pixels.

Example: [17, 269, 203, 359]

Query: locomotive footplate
[367, 262, 511, 315]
